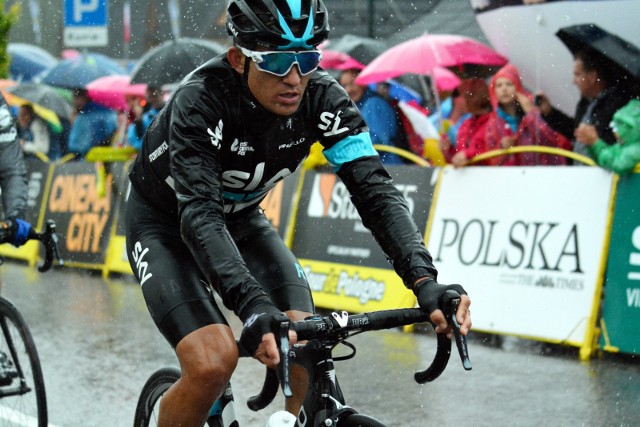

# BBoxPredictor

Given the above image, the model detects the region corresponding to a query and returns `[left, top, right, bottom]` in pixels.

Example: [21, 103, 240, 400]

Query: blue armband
[13, 218, 31, 247]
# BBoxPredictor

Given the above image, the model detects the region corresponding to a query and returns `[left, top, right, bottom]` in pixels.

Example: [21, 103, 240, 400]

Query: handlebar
[249, 291, 471, 408]
[27, 220, 64, 272]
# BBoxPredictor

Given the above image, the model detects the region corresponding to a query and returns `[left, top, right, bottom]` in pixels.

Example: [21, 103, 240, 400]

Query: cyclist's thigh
[125, 188, 228, 348]
[229, 209, 314, 313]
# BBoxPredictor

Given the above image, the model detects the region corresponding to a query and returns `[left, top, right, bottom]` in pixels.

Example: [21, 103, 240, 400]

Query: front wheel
[341, 413, 387, 427]
[0, 297, 47, 427]
[133, 367, 180, 427]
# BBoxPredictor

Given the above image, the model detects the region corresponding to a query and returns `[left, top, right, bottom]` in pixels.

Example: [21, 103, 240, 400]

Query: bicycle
[0, 220, 64, 427]
[134, 290, 471, 427]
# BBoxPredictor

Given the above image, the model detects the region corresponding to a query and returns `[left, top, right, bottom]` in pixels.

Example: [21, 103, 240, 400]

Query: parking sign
[63, 0, 109, 47]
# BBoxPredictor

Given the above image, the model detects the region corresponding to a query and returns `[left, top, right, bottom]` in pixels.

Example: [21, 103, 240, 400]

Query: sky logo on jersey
[208, 119, 223, 149]
[318, 111, 349, 137]
[131, 241, 153, 286]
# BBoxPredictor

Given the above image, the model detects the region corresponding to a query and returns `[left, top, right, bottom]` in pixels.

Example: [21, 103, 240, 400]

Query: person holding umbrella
[67, 88, 118, 160]
[537, 24, 639, 158]
[338, 68, 405, 165]
[574, 99, 640, 174]
[15, 103, 50, 157]
[126, 86, 165, 150]
[124, 0, 471, 426]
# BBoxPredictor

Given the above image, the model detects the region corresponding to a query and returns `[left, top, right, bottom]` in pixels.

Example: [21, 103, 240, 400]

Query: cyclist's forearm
[179, 200, 273, 320]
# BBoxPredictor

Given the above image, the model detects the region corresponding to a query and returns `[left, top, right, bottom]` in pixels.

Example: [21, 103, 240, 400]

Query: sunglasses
[240, 47, 322, 77]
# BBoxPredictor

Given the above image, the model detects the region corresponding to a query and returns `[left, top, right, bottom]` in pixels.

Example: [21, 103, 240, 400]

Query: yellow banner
[300, 259, 416, 313]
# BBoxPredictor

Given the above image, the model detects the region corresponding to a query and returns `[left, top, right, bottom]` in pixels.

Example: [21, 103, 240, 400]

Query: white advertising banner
[427, 167, 614, 345]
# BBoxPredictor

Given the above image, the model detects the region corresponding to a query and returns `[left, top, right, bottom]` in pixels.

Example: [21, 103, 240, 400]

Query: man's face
[573, 58, 598, 99]
[339, 71, 366, 103]
[236, 49, 312, 116]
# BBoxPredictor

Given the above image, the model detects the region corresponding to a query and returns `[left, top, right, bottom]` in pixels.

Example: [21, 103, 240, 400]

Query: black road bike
[134, 291, 471, 427]
[0, 220, 63, 427]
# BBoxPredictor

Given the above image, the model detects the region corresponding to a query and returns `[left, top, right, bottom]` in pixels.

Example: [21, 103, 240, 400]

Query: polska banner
[293, 166, 436, 311]
[428, 166, 614, 357]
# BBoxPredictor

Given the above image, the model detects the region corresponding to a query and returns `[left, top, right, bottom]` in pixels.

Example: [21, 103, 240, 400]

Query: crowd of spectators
[7, 40, 640, 175]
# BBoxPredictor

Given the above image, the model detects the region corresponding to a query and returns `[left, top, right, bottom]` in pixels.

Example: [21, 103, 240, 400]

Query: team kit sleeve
[0, 98, 28, 220]
[317, 80, 438, 289]
[167, 86, 275, 322]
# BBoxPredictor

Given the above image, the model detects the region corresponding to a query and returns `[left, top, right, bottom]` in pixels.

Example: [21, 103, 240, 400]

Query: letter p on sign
[74, 0, 99, 22]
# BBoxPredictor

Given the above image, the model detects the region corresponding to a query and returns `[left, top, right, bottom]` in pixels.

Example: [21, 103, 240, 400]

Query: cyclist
[125, 0, 472, 425]
[0, 93, 31, 247]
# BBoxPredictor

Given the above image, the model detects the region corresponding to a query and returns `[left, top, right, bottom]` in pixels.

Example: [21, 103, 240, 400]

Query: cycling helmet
[226, 0, 329, 51]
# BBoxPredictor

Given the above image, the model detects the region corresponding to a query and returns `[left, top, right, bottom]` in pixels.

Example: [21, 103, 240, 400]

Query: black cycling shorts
[125, 187, 314, 348]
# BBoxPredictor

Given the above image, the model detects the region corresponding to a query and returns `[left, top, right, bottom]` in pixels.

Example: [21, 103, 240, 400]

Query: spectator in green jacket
[574, 99, 640, 174]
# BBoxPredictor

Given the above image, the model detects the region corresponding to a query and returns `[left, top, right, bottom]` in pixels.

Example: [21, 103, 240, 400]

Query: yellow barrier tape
[468, 146, 596, 166]
[85, 146, 138, 162]
[373, 144, 430, 167]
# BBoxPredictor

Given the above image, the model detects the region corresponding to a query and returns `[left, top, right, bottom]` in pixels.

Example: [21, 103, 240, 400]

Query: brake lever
[446, 298, 472, 371]
[38, 220, 64, 272]
[277, 321, 293, 398]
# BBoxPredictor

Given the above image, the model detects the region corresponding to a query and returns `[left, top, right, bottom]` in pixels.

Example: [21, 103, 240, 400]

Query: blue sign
[64, 0, 108, 27]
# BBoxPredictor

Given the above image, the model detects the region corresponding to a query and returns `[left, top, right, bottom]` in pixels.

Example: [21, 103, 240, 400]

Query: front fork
[290, 342, 354, 427]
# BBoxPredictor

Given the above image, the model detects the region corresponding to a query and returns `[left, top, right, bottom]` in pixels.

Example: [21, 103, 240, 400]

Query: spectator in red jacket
[449, 78, 493, 167]
[485, 64, 572, 166]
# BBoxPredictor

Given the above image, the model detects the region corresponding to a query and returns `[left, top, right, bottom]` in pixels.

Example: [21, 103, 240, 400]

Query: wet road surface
[0, 262, 638, 426]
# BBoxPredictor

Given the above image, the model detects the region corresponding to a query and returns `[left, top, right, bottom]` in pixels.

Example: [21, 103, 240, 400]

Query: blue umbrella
[8, 43, 58, 82]
[41, 53, 125, 89]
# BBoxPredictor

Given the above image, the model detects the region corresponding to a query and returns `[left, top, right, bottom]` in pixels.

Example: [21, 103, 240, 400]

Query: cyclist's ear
[228, 47, 246, 75]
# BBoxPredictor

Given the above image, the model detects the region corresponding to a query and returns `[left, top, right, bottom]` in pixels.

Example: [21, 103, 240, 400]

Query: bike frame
[290, 340, 355, 426]
[0, 313, 30, 397]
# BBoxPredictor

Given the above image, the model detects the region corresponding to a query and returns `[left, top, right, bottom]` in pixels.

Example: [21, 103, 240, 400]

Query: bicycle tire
[341, 413, 387, 427]
[0, 297, 47, 427]
[133, 367, 180, 427]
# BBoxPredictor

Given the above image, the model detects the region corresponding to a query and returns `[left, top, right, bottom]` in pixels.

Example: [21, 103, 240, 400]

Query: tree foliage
[0, 1, 21, 79]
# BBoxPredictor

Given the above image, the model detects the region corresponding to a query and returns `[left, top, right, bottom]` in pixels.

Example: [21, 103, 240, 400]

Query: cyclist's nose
[282, 64, 302, 84]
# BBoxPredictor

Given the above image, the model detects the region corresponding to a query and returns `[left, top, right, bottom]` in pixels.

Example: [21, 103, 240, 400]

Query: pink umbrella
[61, 49, 81, 60]
[355, 34, 507, 85]
[319, 50, 366, 71]
[432, 66, 461, 92]
[86, 74, 147, 111]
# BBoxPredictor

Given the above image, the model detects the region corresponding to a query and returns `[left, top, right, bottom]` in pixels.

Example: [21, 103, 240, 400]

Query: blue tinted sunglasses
[240, 47, 322, 77]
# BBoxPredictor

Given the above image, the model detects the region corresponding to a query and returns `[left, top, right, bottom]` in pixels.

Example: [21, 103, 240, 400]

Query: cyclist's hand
[0, 219, 32, 247]
[414, 278, 471, 338]
[239, 305, 292, 368]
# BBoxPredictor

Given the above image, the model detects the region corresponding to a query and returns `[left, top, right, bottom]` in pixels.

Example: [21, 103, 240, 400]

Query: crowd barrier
[1, 148, 638, 360]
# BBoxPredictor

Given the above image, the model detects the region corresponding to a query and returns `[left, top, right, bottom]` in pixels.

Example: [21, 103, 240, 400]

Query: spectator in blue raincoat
[339, 69, 404, 165]
[67, 88, 118, 159]
[126, 86, 165, 150]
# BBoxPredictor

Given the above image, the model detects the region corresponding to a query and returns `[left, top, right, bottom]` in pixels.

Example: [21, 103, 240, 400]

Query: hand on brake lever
[414, 278, 472, 338]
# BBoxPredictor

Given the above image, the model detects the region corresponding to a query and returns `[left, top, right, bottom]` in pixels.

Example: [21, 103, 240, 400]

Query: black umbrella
[324, 34, 388, 68]
[130, 38, 227, 88]
[556, 23, 640, 83]
[6, 83, 73, 120]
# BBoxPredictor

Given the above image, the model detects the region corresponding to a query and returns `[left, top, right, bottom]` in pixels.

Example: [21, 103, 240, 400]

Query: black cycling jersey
[0, 95, 27, 221]
[128, 54, 437, 322]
